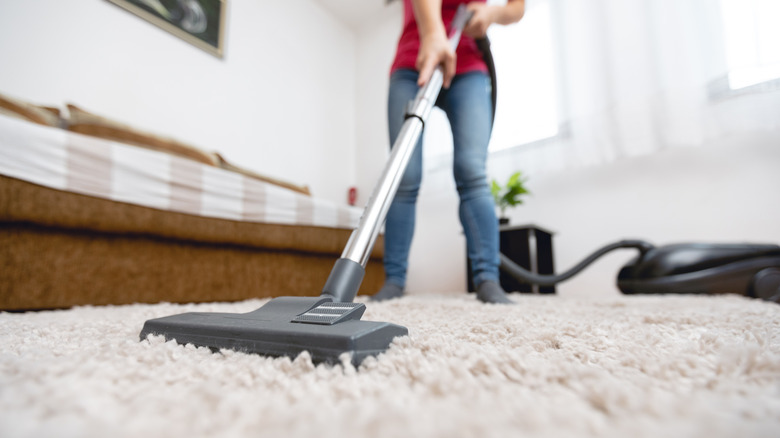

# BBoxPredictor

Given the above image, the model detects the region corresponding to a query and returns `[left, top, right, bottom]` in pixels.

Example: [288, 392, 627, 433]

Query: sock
[370, 283, 404, 302]
[476, 281, 514, 304]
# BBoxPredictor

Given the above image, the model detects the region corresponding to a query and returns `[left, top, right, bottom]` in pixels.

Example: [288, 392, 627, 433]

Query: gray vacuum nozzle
[140, 296, 408, 366]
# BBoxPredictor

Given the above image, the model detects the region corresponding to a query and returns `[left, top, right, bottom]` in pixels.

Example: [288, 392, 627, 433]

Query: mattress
[0, 114, 362, 229]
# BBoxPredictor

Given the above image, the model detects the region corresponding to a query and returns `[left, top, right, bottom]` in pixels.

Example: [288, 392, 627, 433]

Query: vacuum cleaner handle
[322, 5, 474, 302]
[342, 5, 472, 266]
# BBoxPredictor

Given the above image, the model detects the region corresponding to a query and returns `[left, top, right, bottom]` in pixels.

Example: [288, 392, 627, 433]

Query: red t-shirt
[390, 0, 488, 75]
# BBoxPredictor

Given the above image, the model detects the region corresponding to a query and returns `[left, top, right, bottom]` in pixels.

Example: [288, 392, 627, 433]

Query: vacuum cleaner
[140, 6, 778, 368]
[499, 241, 780, 303]
[139, 6, 476, 366]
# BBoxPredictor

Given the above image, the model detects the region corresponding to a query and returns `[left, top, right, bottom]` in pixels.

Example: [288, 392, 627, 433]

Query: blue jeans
[384, 69, 499, 289]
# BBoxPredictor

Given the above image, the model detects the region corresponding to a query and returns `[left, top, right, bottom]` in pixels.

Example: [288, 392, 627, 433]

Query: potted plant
[490, 171, 530, 225]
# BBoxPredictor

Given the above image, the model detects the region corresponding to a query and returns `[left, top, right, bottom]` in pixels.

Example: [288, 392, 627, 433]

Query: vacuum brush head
[139, 296, 408, 366]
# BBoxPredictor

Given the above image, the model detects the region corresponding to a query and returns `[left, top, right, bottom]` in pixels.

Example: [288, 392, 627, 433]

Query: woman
[372, 0, 525, 304]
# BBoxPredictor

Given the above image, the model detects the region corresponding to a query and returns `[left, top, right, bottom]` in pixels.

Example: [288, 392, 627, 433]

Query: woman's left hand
[464, 2, 495, 38]
[464, 0, 526, 39]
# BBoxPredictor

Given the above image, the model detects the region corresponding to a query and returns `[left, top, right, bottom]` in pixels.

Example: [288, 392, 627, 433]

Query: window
[720, 0, 780, 90]
[487, 0, 559, 151]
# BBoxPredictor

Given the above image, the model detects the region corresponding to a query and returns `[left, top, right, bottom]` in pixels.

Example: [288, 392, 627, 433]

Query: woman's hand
[464, 0, 526, 39]
[416, 31, 456, 88]
[412, 0, 525, 87]
[464, 2, 496, 38]
[412, 0, 455, 87]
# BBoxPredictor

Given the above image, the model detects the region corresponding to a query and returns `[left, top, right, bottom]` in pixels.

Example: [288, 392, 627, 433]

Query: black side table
[467, 224, 556, 294]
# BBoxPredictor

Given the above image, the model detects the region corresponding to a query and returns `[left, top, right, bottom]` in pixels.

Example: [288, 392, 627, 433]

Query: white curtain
[494, 0, 780, 176]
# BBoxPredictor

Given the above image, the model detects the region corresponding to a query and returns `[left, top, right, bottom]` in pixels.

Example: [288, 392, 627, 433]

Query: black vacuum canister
[617, 243, 780, 302]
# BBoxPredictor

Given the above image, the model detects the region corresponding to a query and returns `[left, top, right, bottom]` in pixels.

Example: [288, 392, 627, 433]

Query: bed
[0, 93, 384, 310]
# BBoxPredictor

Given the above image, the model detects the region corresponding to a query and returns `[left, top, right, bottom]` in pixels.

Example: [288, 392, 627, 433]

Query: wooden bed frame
[1, 176, 384, 310]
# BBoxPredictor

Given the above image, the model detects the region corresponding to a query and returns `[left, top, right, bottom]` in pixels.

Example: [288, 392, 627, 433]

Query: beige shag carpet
[1, 293, 779, 438]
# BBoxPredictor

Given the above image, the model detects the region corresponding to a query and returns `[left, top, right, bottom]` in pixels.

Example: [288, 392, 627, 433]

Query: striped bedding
[0, 114, 361, 230]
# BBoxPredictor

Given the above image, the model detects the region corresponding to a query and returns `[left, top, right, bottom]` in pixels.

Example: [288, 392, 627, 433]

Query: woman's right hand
[416, 31, 456, 88]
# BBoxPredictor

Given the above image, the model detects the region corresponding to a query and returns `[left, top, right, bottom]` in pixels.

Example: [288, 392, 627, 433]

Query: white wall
[490, 132, 780, 298]
[354, 4, 401, 203]
[0, 0, 356, 203]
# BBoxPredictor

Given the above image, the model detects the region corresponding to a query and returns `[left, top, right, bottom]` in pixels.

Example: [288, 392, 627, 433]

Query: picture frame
[107, 0, 227, 58]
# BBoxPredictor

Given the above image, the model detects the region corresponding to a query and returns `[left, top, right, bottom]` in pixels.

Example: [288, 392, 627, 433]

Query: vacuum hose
[499, 240, 655, 286]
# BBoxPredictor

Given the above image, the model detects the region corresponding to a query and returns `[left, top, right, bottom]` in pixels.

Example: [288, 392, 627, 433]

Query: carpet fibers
[1, 294, 779, 438]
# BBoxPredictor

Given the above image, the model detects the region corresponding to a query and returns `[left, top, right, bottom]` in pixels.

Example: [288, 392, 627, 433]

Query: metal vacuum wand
[322, 6, 473, 302]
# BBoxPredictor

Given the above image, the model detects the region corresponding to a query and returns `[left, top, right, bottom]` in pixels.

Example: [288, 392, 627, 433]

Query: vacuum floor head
[140, 296, 409, 366]
[618, 243, 780, 302]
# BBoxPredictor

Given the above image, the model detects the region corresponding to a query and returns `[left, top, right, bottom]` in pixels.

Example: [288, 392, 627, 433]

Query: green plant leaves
[491, 171, 530, 214]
